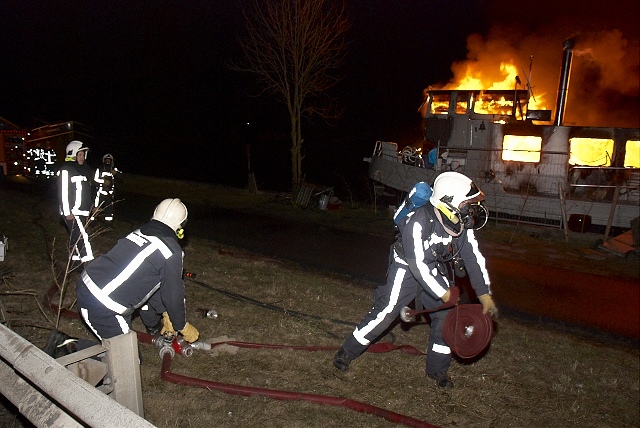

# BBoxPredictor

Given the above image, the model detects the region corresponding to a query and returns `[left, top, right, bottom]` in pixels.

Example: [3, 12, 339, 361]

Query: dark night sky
[1, 0, 638, 193]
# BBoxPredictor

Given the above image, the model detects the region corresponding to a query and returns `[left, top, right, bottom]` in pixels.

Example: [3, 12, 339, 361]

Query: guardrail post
[102, 331, 145, 416]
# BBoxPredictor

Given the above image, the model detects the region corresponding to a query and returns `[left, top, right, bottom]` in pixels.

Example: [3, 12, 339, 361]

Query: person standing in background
[93, 153, 123, 224]
[57, 140, 94, 267]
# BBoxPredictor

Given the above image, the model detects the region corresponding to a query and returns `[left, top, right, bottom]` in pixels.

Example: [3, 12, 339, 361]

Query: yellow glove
[478, 294, 498, 317]
[180, 322, 200, 343]
[441, 289, 451, 303]
[160, 312, 176, 335]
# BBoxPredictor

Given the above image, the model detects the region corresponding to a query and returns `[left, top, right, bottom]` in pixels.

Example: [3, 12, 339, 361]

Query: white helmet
[152, 198, 188, 233]
[65, 140, 89, 161]
[430, 172, 487, 229]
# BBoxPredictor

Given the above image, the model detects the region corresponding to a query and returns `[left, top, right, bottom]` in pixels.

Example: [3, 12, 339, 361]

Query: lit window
[624, 140, 640, 168]
[429, 94, 450, 115]
[455, 93, 468, 114]
[569, 138, 614, 166]
[502, 135, 542, 162]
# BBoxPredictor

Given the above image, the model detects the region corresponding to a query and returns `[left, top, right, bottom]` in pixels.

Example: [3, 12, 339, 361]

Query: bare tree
[231, 0, 350, 188]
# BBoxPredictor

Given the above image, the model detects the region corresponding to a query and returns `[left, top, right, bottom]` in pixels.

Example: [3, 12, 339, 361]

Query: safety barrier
[0, 324, 155, 428]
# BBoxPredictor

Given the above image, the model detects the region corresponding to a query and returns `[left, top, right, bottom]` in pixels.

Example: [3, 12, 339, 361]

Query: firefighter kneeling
[44, 198, 199, 357]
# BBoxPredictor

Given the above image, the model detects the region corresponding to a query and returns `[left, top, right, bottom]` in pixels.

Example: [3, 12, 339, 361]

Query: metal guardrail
[0, 324, 155, 428]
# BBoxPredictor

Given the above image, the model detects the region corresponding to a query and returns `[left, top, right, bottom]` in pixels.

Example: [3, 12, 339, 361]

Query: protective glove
[441, 289, 451, 303]
[478, 294, 499, 317]
[180, 322, 200, 343]
[160, 312, 176, 335]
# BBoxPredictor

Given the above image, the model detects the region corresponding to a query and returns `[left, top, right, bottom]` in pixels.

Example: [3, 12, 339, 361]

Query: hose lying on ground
[42, 279, 491, 428]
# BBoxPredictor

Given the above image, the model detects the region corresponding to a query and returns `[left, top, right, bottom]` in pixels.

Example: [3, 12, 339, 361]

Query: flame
[440, 61, 548, 112]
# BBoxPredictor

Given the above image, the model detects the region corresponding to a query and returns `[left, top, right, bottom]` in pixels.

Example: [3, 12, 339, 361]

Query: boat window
[429, 94, 450, 115]
[455, 93, 468, 114]
[568, 138, 614, 166]
[502, 135, 542, 162]
[624, 140, 640, 167]
[474, 92, 515, 115]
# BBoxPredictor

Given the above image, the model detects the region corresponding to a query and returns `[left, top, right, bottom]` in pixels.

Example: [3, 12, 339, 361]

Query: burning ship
[366, 39, 640, 232]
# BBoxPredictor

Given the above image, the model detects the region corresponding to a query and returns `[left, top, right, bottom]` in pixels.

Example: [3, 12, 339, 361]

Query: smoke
[434, 7, 639, 128]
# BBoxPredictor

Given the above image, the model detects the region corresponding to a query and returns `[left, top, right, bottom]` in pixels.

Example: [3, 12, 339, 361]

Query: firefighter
[57, 140, 94, 265]
[74, 198, 199, 344]
[333, 172, 498, 388]
[93, 153, 122, 224]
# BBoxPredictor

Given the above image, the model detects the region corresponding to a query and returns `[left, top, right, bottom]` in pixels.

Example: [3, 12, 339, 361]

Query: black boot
[43, 330, 79, 358]
[333, 347, 354, 371]
[428, 371, 454, 388]
[145, 319, 163, 336]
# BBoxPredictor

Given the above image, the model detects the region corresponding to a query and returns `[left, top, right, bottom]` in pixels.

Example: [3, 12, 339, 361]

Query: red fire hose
[43, 281, 492, 427]
[400, 286, 494, 359]
[156, 345, 439, 428]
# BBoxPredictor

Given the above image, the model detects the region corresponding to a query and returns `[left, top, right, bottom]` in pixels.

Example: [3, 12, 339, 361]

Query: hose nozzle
[400, 306, 416, 323]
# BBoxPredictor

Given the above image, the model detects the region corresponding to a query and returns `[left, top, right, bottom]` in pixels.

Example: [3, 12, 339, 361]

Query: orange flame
[439, 61, 548, 111]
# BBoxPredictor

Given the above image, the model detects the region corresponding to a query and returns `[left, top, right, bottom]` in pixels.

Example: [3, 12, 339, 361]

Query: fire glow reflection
[569, 138, 614, 166]
[624, 140, 640, 167]
[502, 135, 542, 162]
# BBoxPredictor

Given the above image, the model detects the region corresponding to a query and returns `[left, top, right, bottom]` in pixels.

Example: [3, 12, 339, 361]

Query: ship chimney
[554, 38, 575, 126]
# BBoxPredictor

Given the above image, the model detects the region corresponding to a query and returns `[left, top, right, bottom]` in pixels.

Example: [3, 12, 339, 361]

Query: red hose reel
[442, 304, 494, 359]
[400, 286, 495, 359]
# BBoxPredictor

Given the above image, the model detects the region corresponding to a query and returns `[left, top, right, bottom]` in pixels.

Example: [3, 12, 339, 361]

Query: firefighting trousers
[341, 262, 453, 376]
[76, 276, 164, 340]
[94, 192, 114, 221]
[64, 215, 94, 262]
[78, 306, 132, 340]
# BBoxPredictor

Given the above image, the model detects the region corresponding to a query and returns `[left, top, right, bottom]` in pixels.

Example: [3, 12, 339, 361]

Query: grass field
[0, 176, 638, 428]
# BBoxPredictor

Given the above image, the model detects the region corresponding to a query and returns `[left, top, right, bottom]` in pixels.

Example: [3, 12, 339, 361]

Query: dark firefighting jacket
[57, 161, 93, 217]
[77, 220, 188, 330]
[394, 204, 491, 299]
[94, 164, 122, 195]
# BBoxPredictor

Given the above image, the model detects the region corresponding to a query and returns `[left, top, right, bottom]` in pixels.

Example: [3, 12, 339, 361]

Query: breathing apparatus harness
[392, 180, 473, 283]
[393, 205, 466, 283]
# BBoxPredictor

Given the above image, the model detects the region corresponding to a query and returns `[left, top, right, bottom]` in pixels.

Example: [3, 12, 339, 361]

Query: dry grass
[0, 177, 638, 428]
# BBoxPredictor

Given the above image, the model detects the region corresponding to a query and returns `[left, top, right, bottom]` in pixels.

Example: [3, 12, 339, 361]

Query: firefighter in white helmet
[333, 172, 497, 388]
[70, 198, 199, 345]
[56, 140, 94, 265]
[93, 153, 123, 224]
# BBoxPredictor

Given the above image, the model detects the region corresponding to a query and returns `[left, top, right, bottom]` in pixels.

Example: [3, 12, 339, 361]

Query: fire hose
[43, 279, 493, 427]
[134, 331, 439, 428]
[399, 286, 495, 359]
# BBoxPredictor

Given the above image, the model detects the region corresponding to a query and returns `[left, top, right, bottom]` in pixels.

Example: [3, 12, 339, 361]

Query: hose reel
[400, 286, 494, 359]
[442, 304, 494, 359]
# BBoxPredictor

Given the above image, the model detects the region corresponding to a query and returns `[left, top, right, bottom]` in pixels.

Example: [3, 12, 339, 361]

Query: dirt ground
[1, 176, 638, 428]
